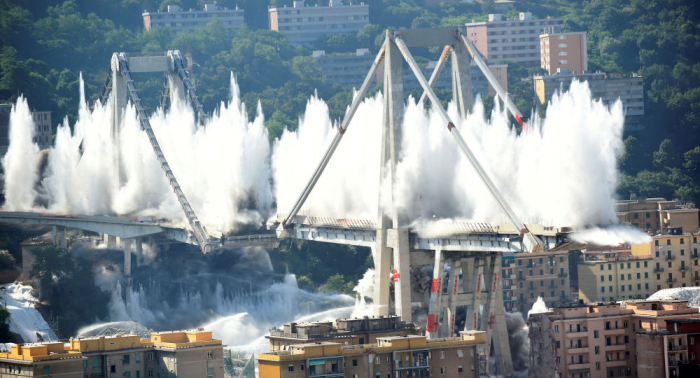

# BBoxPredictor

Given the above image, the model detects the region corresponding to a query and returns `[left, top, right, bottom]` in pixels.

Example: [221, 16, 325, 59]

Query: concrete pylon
[134, 237, 143, 267]
[111, 53, 127, 186]
[450, 42, 475, 120]
[374, 33, 412, 321]
[167, 72, 185, 106]
[123, 238, 132, 276]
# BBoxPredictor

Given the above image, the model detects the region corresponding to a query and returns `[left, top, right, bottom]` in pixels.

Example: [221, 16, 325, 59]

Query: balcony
[679, 265, 690, 272]
[527, 262, 537, 268]
[666, 255, 676, 261]
[559, 272, 569, 278]
[605, 343, 627, 351]
[565, 328, 588, 338]
[604, 328, 626, 336]
[567, 346, 590, 354]
[668, 344, 687, 352]
[654, 267, 665, 273]
[667, 278, 678, 284]
[606, 359, 630, 367]
[669, 359, 688, 367]
[568, 362, 591, 370]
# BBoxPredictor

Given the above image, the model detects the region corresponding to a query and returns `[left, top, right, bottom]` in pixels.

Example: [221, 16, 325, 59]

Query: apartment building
[533, 72, 645, 130]
[465, 12, 565, 66]
[637, 318, 700, 377]
[269, 0, 369, 46]
[402, 60, 509, 98]
[312, 48, 377, 87]
[259, 331, 488, 378]
[267, 315, 420, 351]
[578, 246, 655, 303]
[540, 29, 587, 74]
[71, 328, 224, 378]
[142, 4, 244, 33]
[528, 300, 700, 378]
[501, 251, 571, 314]
[632, 233, 700, 289]
[31, 110, 52, 147]
[617, 197, 699, 234]
[0, 342, 83, 377]
[579, 231, 700, 303]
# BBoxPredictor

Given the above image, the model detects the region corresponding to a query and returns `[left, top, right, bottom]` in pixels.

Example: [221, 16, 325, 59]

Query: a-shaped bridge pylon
[275, 27, 547, 376]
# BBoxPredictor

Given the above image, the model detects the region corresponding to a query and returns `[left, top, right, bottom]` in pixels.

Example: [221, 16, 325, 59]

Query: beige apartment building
[142, 4, 244, 34]
[0, 342, 83, 377]
[533, 72, 645, 130]
[540, 29, 587, 74]
[502, 251, 571, 314]
[529, 300, 700, 378]
[259, 331, 488, 378]
[617, 197, 699, 234]
[579, 232, 700, 303]
[465, 12, 565, 66]
[267, 315, 420, 351]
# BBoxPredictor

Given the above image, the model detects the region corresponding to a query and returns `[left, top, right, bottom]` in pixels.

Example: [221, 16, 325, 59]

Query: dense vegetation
[1, 0, 700, 298]
[30, 246, 110, 338]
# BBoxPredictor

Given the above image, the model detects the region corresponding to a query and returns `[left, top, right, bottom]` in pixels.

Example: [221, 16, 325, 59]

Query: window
[440, 366, 446, 375]
[655, 240, 659, 246]
[147, 353, 154, 361]
[602, 287, 605, 293]
[668, 239, 671, 245]
[124, 355, 130, 364]
[595, 346, 600, 354]
[207, 367, 214, 376]
[440, 351, 445, 359]
[596, 362, 601, 370]
[555, 325, 559, 333]
[124, 373, 131, 378]
[609, 275, 612, 281]
[135, 353, 140, 363]
[621, 274, 625, 281]
[84, 360, 88, 368]
[645, 272, 649, 278]
[594, 330, 599, 338]
[111, 366, 117, 373]
[207, 351, 213, 360]
[644, 261, 648, 267]
[94, 358, 101, 367]
[301, 364, 305, 371]
[458, 366, 463, 373]
[556, 341, 561, 348]
[600, 265, 604, 271]
[43, 367, 50, 376]
[353, 359, 358, 366]
[601, 276, 605, 282]
[692, 337, 695, 345]
[288, 365, 294, 372]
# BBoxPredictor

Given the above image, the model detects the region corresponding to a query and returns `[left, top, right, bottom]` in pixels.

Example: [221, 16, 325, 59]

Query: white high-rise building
[269, 0, 369, 46]
[142, 4, 244, 34]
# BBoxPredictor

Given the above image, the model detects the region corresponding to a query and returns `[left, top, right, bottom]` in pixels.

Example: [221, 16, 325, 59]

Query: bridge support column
[106, 235, 117, 249]
[134, 238, 143, 267]
[123, 239, 132, 276]
[443, 259, 461, 337]
[111, 53, 127, 186]
[59, 227, 66, 250]
[167, 73, 185, 106]
[372, 238, 391, 317]
[389, 228, 411, 322]
[426, 247, 444, 338]
[450, 42, 475, 120]
[52, 226, 58, 246]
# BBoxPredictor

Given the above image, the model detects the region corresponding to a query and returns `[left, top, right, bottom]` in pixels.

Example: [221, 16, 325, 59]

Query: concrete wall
[636, 333, 665, 378]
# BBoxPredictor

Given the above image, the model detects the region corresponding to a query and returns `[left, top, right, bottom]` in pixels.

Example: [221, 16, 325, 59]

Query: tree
[620, 136, 643, 174]
[653, 139, 678, 168]
[318, 274, 355, 294]
[684, 146, 700, 173]
[0, 250, 15, 270]
[0, 305, 9, 342]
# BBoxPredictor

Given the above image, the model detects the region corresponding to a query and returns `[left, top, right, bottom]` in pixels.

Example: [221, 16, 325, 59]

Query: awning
[570, 368, 590, 373]
[309, 359, 326, 365]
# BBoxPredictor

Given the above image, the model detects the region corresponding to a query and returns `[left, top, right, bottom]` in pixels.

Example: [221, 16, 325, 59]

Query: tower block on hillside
[277, 27, 552, 377]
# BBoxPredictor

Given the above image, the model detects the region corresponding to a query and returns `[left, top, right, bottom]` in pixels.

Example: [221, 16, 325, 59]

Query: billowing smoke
[570, 224, 652, 246]
[273, 81, 625, 231]
[506, 312, 530, 377]
[3, 74, 273, 234]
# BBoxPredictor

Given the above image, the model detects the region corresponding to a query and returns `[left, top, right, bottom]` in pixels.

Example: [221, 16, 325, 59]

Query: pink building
[465, 12, 564, 67]
[540, 30, 587, 74]
[529, 300, 700, 378]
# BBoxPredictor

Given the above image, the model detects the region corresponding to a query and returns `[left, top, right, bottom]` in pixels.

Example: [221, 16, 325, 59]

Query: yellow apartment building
[0, 342, 83, 377]
[579, 232, 700, 303]
[0, 328, 224, 378]
[259, 331, 487, 378]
